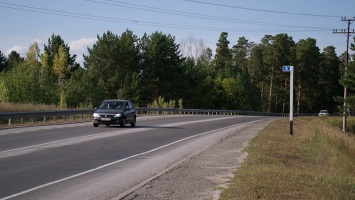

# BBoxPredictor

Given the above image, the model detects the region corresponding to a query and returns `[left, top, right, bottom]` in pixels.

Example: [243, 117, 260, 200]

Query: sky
[0, 0, 355, 65]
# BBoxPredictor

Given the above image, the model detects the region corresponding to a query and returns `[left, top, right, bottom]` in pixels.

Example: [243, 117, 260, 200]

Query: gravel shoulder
[122, 118, 276, 200]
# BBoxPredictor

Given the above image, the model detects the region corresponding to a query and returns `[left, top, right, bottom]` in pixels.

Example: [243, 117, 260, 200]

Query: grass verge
[219, 117, 355, 200]
[0, 114, 93, 128]
[0, 102, 60, 112]
[0, 102, 92, 128]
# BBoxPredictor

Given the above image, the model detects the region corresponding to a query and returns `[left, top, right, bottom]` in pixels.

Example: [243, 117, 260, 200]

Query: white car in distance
[318, 110, 329, 116]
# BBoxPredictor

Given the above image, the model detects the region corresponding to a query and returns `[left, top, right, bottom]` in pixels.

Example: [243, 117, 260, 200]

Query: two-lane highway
[0, 115, 272, 200]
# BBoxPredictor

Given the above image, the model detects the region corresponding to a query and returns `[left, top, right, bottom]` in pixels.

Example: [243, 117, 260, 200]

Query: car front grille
[100, 114, 115, 117]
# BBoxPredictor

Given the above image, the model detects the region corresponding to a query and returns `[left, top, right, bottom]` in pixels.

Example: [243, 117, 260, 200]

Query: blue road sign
[283, 66, 291, 72]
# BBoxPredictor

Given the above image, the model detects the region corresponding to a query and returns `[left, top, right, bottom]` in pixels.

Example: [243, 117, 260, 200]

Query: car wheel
[106, 124, 110, 127]
[120, 118, 126, 127]
[93, 123, 99, 127]
[131, 116, 136, 127]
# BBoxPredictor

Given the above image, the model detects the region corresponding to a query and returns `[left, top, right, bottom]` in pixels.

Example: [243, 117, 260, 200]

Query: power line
[184, 0, 342, 18]
[0, 2, 135, 23]
[0, 1, 330, 33]
[88, 0, 331, 30]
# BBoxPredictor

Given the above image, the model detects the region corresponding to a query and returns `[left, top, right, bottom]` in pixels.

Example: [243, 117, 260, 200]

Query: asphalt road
[0, 115, 273, 200]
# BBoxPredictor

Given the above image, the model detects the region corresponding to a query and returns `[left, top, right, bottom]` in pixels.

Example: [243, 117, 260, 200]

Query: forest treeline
[1, 30, 355, 113]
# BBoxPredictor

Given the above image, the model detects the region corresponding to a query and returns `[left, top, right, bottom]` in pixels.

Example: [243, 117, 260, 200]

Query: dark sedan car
[93, 99, 136, 127]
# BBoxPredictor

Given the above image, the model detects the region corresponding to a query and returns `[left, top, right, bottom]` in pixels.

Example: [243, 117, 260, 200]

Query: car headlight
[114, 113, 122, 117]
[93, 113, 100, 118]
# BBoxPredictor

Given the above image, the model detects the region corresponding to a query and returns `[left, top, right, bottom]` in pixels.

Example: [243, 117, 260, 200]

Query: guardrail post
[21, 118, 24, 124]
[54, 116, 56, 121]
[43, 116, 47, 122]
[8, 118, 11, 126]
[63, 115, 66, 121]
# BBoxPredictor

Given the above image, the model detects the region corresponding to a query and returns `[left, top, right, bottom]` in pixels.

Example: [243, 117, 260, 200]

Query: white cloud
[4, 38, 44, 57]
[5, 45, 28, 56]
[4, 38, 96, 66]
[69, 38, 96, 65]
[69, 38, 96, 53]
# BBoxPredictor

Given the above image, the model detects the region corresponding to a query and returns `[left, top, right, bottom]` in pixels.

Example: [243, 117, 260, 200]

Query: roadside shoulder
[122, 118, 276, 200]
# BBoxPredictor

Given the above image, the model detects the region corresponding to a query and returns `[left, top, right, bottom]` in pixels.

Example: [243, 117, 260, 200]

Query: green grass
[219, 117, 355, 200]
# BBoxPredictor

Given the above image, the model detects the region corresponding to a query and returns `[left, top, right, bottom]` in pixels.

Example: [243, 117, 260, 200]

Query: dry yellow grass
[0, 102, 60, 112]
[0, 102, 92, 127]
[220, 117, 355, 200]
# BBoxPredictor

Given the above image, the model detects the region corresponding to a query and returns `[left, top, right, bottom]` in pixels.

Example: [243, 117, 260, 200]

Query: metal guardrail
[0, 108, 317, 126]
[135, 107, 290, 116]
[0, 110, 95, 126]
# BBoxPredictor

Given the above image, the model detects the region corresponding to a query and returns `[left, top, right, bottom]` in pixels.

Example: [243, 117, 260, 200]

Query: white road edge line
[0, 118, 266, 200]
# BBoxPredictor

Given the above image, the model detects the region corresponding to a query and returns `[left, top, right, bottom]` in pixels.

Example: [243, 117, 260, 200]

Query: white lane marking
[0, 123, 90, 136]
[0, 118, 268, 200]
[0, 128, 147, 156]
[0, 115, 184, 135]
[0, 116, 244, 158]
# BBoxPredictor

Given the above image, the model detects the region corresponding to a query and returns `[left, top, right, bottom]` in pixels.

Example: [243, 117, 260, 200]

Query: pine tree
[214, 32, 232, 70]
[0, 51, 8, 71]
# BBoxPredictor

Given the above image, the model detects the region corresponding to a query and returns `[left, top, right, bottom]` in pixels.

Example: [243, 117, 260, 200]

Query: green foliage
[7, 51, 24, 69]
[0, 30, 347, 112]
[214, 32, 232, 69]
[295, 38, 323, 113]
[5, 62, 39, 103]
[340, 61, 355, 89]
[339, 61, 355, 112]
[318, 46, 342, 112]
[3, 42, 58, 105]
[0, 75, 8, 102]
[212, 75, 251, 110]
[0, 50, 8, 71]
[53, 45, 68, 84]
[59, 90, 67, 109]
[231, 36, 255, 72]
[84, 30, 140, 100]
[178, 99, 183, 109]
[147, 96, 179, 108]
[44, 34, 78, 76]
[64, 68, 106, 108]
[25, 42, 41, 68]
[139, 31, 185, 104]
[263, 34, 296, 112]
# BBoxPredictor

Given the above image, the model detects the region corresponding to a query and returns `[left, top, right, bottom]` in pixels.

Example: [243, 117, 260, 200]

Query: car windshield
[98, 101, 124, 109]
[320, 110, 328, 113]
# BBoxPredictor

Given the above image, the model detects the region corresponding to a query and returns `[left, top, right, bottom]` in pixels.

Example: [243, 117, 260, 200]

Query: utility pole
[333, 17, 355, 133]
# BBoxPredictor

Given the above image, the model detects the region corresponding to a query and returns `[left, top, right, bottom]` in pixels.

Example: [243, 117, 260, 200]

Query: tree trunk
[268, 65, 274, 112]
[261, 81, 264, 110]
[297, 77, 301, 114]
[241, 50, 245, 72]
[283, 78, 287, 113]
